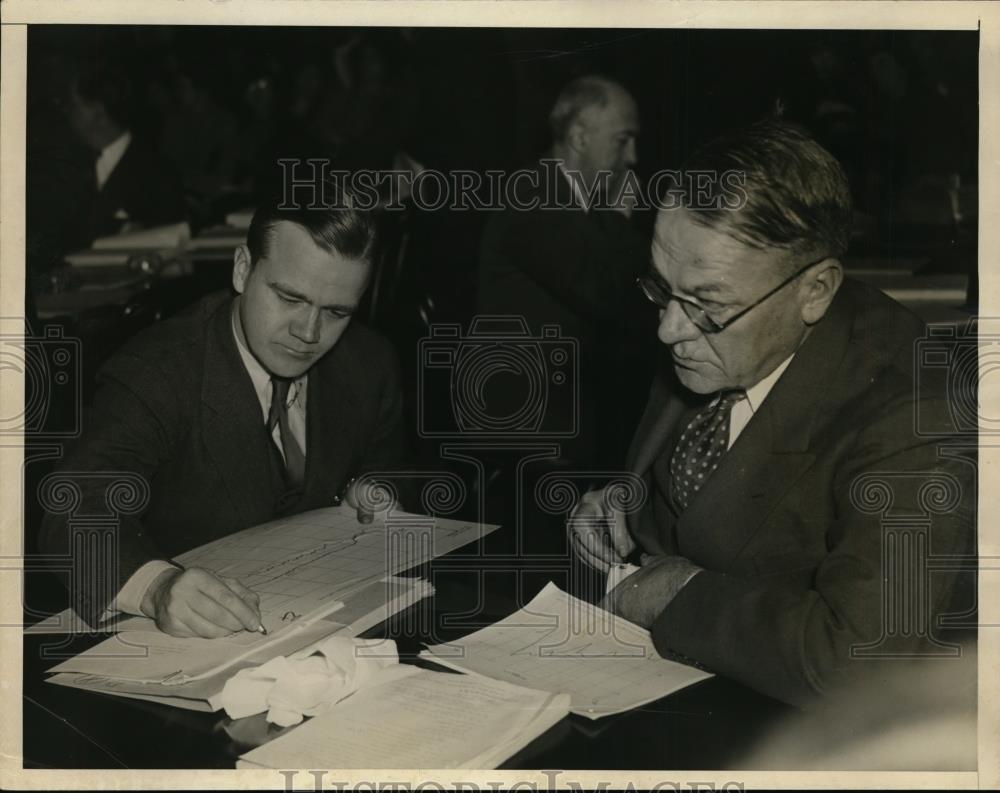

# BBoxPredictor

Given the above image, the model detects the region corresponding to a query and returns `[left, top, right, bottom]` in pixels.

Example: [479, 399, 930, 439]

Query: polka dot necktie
[669, 390, 745, 513]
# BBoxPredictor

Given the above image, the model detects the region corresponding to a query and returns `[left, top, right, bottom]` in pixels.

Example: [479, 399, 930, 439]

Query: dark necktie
[669, 390, 744, 512]
[267, 377, 306, 487]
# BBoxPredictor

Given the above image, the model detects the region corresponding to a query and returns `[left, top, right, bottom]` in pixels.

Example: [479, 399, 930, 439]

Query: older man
[568, 119, 974, 705]
[477, 74, 654, 468]
[39, 189, 405, 638]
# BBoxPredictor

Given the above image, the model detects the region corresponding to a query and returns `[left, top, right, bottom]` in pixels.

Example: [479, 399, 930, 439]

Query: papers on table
[64, 222, 192, 268]
[91, 222, 191, 251]
[185, 224, 247, 253]
[43, 504, 497, 708]
[236, 667, 570, 770]
[225, 208, 254, 229]
[37, 505, 495, 636]
[421, 582, 713, 720]
[169, 504, 494, 631]
[46, 576, 431, 708]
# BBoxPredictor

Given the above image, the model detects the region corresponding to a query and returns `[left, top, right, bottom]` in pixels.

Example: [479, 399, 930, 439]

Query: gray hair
[548, 75, 622, 144]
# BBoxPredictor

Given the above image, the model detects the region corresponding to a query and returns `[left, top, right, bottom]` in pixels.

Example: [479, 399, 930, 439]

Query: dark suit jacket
[477, 159, 655, 465]
[627, 279, 975, 706]
[90, 136, 187, 239]
[39, 292, 406, 625]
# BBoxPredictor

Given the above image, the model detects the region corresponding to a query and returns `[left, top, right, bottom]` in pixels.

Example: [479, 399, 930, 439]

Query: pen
[256, 623, 268, 636]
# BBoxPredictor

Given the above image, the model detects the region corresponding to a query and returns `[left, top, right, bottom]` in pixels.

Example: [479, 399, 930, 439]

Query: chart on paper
[421, 582, 713, 719]
[173, 504, 497, 632]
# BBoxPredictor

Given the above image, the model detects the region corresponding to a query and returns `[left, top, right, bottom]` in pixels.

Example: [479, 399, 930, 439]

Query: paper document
[237, 667, 569, 770]
[91, 222, 191, 250]
[48, 615, 340, 685]
[186, 224, 247, 251]
[47, 576, 430, 687]
[34, 505, 493, 635]
[170, 504, 493, 632]
[421, 582, 713, 719]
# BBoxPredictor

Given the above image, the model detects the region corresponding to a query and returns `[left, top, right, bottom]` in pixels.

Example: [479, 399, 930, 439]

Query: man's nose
[657, 300, 700, 346]
[290, 307, 322, 344]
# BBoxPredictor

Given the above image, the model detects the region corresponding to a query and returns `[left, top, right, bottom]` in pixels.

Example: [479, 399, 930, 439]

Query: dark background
[22, 25, 980, 620]
[26, 26, 979, 279]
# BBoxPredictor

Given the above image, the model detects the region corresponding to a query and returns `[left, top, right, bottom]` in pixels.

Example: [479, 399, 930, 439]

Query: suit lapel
[637, 285, 857, 570]
[301, 329, 364, 502]
[200, 299, 277, 525]
[628, 366, 706, 476]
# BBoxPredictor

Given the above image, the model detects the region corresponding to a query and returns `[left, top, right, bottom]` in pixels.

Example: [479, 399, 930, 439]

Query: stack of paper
[236, 667, 570, 770]
[64, 222, 192, 267]
[46, 576, 431, 710]
[90, 222, 192, 250]
[421, 582, 713, 720]
[43, 505, 499, 710]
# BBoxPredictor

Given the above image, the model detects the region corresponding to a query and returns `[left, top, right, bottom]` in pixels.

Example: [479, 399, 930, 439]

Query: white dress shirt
[727, 354, 795, 449]
[231, 305, 308, 461]
[106, 303, 308, 620]
[557, 161, 591, 212]
[605, 353, 797, 596]
[95, 130, 132, 190]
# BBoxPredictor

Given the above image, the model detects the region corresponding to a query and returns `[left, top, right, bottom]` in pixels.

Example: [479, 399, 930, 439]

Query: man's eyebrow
[269, 280, 357, 312]
[648, 263, 727, 300]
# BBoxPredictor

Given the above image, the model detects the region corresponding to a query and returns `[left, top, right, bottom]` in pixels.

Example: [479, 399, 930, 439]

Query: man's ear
[566, 120, 589, 154]
[799, 258, 844, 325]
[232, 244, 252, 294]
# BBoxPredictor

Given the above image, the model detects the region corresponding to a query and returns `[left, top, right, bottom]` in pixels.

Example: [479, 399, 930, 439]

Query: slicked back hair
[681, 119, 853, 265]
[246, 185, 378, 267]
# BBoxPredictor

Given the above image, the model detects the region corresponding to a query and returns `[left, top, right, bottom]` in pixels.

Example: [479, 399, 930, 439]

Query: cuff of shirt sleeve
[104, 560, 179, 619]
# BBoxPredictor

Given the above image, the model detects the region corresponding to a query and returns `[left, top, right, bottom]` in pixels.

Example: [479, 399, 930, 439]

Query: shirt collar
[96, 130, 132, 187]
[556, 161, 590, 213]
[743, 354, 795, 413]
[230, 300, 306, 417]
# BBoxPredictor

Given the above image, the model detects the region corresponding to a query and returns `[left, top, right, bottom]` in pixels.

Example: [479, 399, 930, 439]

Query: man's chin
[673, 364, 722, 395]
[261, 352, 314, 380]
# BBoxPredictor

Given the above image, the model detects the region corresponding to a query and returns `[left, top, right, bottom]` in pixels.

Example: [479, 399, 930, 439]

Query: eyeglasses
[636, 256, 827, 334]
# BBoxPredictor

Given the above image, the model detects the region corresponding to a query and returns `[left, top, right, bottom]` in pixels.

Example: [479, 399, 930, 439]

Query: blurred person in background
[65, 56, 187, 240]
[477, 75, 656, 472]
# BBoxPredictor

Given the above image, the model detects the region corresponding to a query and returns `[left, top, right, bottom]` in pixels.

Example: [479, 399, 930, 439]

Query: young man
[39, 193, 406, 638]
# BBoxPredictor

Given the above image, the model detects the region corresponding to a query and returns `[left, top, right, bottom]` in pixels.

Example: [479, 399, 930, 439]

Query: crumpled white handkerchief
[211, 635, 399, 726]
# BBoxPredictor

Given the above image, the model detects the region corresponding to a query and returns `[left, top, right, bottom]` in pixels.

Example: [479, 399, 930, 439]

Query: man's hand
[600, 554, 702, 629]
[343, 477, 394, 524]
[567, 487, 636, 573]
[140, 566, 263, 638]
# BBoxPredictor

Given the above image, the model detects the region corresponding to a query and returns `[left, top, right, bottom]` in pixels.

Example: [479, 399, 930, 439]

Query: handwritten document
[48, 575, 430, 692]
[237, 667, 570, 770]
[167, 504, 495, 634]
[33, 504, 494, 635]
[421, 582, 713, 719]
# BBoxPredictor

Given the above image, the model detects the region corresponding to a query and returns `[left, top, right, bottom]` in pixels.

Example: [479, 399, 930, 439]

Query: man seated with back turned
[568, 119, 974, 706]
[40, 189, 406, 638]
